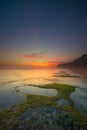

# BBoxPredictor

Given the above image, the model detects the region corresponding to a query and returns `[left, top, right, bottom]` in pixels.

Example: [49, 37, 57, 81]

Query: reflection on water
[70, 88, 87, 114]
[15, 85, 57, 97]
[0, 68, 87, 114]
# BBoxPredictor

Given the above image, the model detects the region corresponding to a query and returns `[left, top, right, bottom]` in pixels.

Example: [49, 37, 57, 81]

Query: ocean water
[0, 68, 87, 114]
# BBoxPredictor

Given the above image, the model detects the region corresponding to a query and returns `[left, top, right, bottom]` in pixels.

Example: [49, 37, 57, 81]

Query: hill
[58, 54, 87, 68]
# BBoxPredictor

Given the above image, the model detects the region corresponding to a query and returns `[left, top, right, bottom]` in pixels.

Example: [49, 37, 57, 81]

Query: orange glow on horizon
[0, 61, 60, 69]
[25, 61, 58, 68]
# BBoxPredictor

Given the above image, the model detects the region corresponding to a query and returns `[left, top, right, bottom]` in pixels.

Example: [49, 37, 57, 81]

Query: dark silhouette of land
[58, 54, 87, 68]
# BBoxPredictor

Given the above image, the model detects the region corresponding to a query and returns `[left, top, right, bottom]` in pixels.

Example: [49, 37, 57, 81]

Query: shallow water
[15, 85, 57, 97]
[56, 99, 69, 106]
[0, 68, 87, 114]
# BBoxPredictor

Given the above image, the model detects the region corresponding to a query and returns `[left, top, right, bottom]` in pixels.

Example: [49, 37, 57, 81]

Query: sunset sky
[0, 0, 87, 68]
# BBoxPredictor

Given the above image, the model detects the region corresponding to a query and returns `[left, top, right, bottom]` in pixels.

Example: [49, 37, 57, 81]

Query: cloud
[21, 52, 69, 61]
[21, 53, 43, 59]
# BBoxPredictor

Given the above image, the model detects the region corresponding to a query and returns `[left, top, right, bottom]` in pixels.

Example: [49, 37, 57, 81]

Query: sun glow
[31, 62, 50, 67]
[26, 62, 56, 68]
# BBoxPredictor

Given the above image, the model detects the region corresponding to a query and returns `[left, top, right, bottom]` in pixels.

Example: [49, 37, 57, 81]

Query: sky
[0, 0, 87, 68]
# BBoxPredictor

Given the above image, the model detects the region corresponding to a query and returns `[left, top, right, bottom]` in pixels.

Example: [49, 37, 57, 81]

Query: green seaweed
[0, 83, 87, 129]
[53, 73, 80, 78]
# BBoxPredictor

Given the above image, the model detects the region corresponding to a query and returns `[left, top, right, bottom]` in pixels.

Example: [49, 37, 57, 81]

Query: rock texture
[13, 106, 81, 130]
